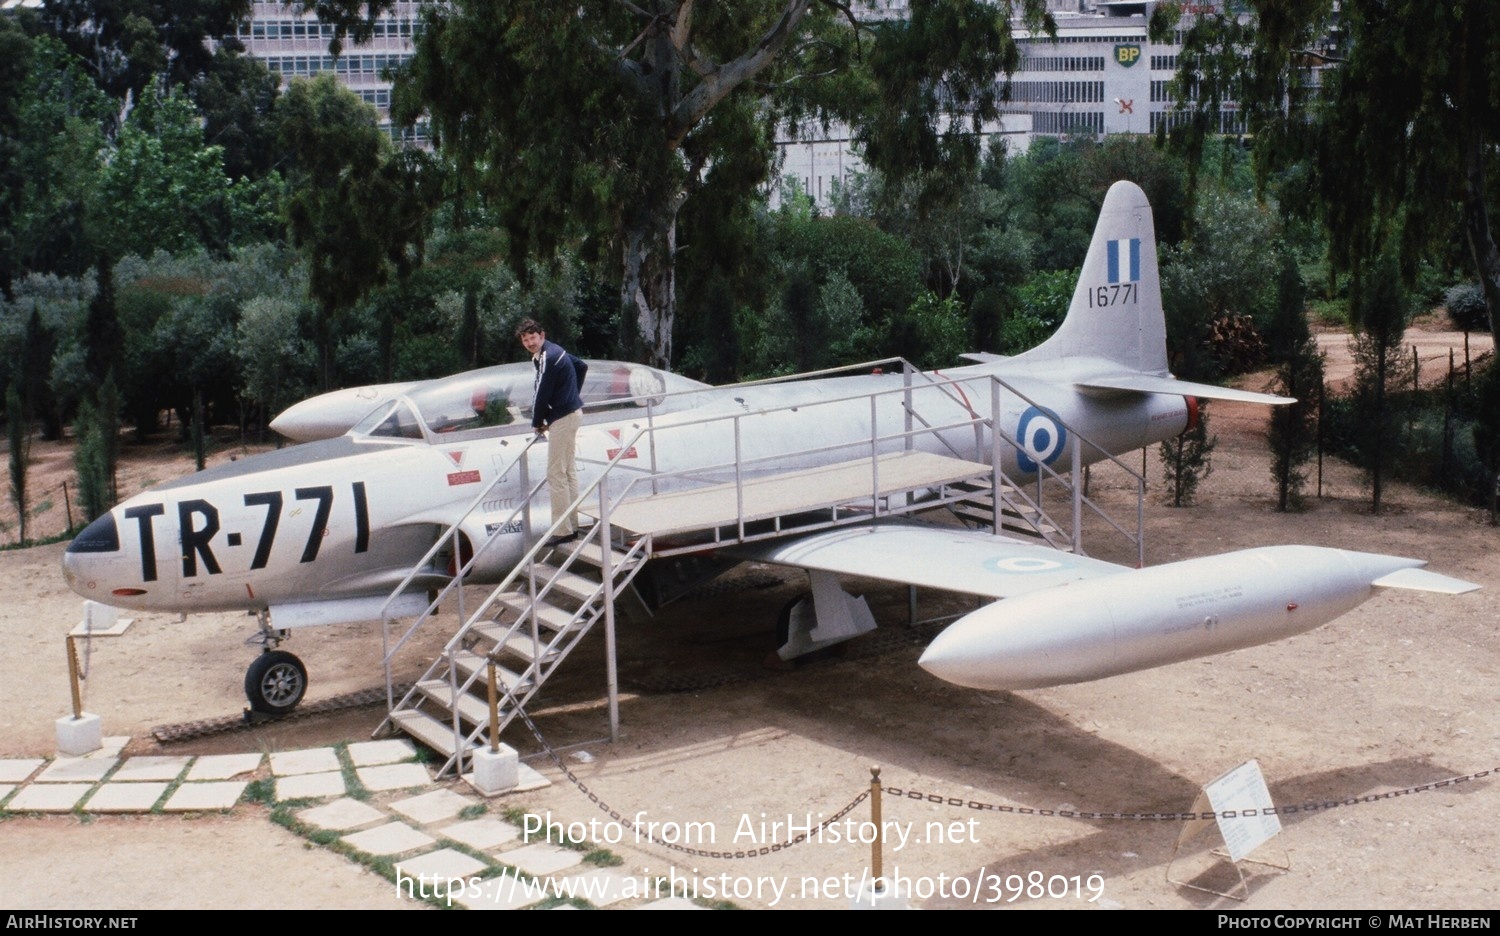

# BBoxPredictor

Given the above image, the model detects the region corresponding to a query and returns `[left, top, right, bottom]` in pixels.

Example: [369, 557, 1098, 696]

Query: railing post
[990, 379, 1003, 536]
[734, 414, 745, 541]
[598, 482, 619, 743]
[902, 361, 913, 453]
[520, 446, 533, 543]
[647, 399, 660, 495]
[869, 394, 880, 517]
[1071, 436, 1083, 553]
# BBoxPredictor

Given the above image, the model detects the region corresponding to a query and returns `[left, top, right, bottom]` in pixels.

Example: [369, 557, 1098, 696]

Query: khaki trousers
[546, 409, 581, 535]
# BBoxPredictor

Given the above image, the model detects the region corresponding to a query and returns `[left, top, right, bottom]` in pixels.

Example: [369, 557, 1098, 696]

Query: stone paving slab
[501, 843, 584, 876]
[395, 848, 488, 883]
[346, 739, 416, 767]
[0, 784, 14, 803]
[342, 821, 435, 857]
[186, 753, 262, 780]
[84, 781, 169, 812]
[268, 747, 341, 776]
[161, 781, 246, 812]
[35, 757, 116, 783]
[275, 771, 346, 801]
[0, 759, 45, 783]
[453, 873, 545, 910]
[357, 762, 431, 792]
[112, 756, 190, 782]
[97, 737, 130, 758]
[441, 817, 520, 851]
[6, 783, 93, 812]
[390, 788, 474, 824]
[298, 797, 387, 832]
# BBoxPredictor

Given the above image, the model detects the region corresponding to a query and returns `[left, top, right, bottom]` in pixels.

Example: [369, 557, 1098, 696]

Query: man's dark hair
[514, 317, 544, 339]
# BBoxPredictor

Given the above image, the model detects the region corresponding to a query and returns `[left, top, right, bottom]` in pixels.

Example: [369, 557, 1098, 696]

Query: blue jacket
[531, 340, 584, 429]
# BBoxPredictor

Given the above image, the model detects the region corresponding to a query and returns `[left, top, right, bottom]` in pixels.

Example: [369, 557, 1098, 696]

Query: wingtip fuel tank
[918, 545, 1480, 692]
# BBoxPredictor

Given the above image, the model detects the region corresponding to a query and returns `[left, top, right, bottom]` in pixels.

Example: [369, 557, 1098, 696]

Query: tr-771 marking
[122, 482, 371, 582]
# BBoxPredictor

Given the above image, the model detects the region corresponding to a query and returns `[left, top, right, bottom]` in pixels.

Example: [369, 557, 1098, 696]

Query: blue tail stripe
[1129, 237, 1140, 282]
[1107, 241, 1120, 284]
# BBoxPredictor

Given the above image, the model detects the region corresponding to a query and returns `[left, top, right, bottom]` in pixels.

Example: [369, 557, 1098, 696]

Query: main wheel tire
[245, 650, 307, 715]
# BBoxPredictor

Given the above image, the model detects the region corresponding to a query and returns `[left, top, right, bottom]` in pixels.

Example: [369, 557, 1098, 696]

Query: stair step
[568, 540, 639, 571]
[533, 564, 605, 603]
[498, 631, 561, 665]
[451, 650, 532, 690]
[417, 679, 503, 727]
[392, 710, 474, 757]
[495, 595, 588, 632]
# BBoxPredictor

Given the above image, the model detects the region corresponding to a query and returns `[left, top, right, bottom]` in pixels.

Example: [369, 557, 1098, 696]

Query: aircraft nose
[67, 512, 120, 554]
[62, 512, 120, 592]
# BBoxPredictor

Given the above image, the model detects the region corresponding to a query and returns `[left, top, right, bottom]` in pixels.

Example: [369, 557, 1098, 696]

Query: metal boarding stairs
[376, 359, 1147, 777]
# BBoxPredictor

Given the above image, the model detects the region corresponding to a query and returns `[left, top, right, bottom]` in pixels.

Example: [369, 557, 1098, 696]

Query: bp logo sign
[1114, 44, 1142, 67]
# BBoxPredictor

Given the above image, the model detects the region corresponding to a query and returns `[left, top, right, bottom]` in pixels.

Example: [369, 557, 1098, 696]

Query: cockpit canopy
[351, 359, 708, 443]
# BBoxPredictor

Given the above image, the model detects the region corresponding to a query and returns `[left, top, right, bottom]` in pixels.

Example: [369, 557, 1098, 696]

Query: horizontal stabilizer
[1078, 373, 1294, 405]
[1372, 567, 1482, 595]
[959, 352, 1010, 364]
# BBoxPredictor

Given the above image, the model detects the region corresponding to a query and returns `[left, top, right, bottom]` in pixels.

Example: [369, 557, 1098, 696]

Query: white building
[1008, 0, 1247, 138]
[227, 0, 428, 144]
[772, 114, 1032, 210]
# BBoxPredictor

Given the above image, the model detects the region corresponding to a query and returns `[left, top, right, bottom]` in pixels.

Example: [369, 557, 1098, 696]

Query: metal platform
[585, 450, 991, 539]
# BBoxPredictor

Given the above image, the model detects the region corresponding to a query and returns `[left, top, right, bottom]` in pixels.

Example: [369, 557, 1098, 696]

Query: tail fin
[1018, 180, 1169, 376]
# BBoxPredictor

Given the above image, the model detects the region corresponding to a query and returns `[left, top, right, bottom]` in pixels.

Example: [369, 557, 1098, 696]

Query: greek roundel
[1016, 406, 1067, 474]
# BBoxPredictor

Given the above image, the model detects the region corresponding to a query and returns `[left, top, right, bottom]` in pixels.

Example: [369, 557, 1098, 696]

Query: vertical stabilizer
[1017, 180, 1169, 375]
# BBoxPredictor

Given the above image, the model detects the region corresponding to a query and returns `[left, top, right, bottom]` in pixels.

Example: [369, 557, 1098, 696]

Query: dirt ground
[2, 324, 1497, 910]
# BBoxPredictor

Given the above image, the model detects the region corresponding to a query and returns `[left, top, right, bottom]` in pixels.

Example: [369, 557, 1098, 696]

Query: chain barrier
[512, 704, 869, 859]
[508, 703, 1494, 848]
[886, 766, 1495, 822]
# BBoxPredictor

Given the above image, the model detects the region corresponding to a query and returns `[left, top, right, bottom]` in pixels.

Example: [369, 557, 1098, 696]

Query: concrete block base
[850, 878, 909, 910]
[56, 713, 102, 757]
[466, 744, 519, 795]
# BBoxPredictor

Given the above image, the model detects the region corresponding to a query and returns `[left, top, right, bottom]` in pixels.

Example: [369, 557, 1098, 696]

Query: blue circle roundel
[1016, 406, 1067, 473]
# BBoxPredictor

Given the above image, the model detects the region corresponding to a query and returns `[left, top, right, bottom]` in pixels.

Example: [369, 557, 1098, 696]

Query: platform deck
[586, 450, 990, 538]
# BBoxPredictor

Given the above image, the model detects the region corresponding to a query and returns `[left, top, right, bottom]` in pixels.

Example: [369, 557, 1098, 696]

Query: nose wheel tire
[245, 650, 307, 715]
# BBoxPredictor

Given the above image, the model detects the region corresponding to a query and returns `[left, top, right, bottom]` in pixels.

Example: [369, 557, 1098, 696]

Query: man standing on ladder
[516, 318, 585, 547]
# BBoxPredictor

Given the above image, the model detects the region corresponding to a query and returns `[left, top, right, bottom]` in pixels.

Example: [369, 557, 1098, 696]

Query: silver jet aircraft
[61, 181, 1477, 716]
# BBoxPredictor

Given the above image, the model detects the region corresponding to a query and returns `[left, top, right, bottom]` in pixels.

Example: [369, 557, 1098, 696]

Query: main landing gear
[245, 611, 307, 715]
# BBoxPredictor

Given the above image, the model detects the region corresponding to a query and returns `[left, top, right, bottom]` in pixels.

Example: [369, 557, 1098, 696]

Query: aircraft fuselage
[62, 360, 1191, 617]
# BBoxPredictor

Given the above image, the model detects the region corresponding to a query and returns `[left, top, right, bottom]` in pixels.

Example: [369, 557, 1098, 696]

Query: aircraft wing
[1078, 373, 1294, 405]
[731, 523, 1128, 599]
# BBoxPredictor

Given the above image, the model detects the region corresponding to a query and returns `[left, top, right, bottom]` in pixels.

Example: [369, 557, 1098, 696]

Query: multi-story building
[227, 0, 428, 145]
[1008, 0, 1247, 138]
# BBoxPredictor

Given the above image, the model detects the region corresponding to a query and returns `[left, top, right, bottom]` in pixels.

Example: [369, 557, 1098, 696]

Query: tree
[274, 75, 440, 387]
[8, 36, 112, 282]
[1160, 409, 1216, 507]
[1265, 252, 1323, 510]
[0, 16, 33, 301]
[94, 83, 277, 260]
[40, 0, 252, 103]
[311, 0, 1051, 369]
[1348, 248, 1412, 513]
[1166, 0, 1500, 337]
[6, 382, 28, 544]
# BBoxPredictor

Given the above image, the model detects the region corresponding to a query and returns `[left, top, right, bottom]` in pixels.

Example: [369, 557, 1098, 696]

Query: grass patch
[335, 743, 371, 801]
[243, 778, 275, 805]
[584, 848, 623, 867]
